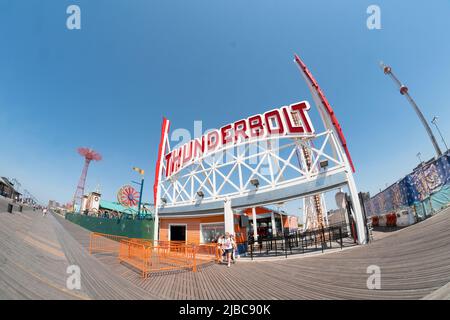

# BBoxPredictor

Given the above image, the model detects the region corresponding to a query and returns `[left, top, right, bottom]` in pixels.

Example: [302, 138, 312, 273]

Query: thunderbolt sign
[164, 101, 315, 177]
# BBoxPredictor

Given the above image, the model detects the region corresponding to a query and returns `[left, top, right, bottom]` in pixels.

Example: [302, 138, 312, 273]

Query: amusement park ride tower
[291, 110, 327, 231]
[380, 62, 442, 157]
[72, 147, 102, 212]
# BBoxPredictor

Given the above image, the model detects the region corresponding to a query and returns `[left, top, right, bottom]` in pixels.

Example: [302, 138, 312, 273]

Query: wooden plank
[2, 205, 450, 299]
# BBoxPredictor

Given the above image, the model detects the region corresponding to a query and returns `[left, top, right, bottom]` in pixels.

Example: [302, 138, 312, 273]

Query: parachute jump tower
[72, 147, 102, 212]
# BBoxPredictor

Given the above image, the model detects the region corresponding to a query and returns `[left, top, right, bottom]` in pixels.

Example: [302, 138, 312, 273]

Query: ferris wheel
[117, 185, 140, 207]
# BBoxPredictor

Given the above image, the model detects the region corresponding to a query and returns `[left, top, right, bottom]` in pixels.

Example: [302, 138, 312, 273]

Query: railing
[194, 243, 221, 264]
[247, 224, 354, 260]
[119, 240, 148, 278]
[89, 233, 187, 254]
[147, 243, 197, 275]
[117, 241, 220, 278]
[89, 232, 129, 254]
[92, 227, 352, 274]
[90, 232, 220, 278]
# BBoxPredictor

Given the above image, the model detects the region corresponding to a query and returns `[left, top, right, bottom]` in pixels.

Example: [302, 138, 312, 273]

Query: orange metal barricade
[89, 232, 156, 254]
[89, 232, 129, 254]
[148, 244, 196, 274]
[118, 241, 195, 278]
[194, 244, 221, 263]
[118, 240, 149, 278]
[90, 232, 221, 278]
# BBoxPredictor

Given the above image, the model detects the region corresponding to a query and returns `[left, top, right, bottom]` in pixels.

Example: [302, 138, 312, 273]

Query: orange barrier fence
[89, 233, 185, 254]
[195, 244, 221, 263]
[147, 243, 197, 275]
[118, 240, 149, 278]
[89, 232, 220, 278]
[89, 232, 129, 254]
[118, 241, 219, 278]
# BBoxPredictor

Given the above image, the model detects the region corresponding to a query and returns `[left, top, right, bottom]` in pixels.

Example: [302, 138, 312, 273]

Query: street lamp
[132, 167, 145, 217]
[416, 152, 423, 164]
[196, 190, 205, 198]
[250, 178, 260, 188]
[431, 116, 449, 153]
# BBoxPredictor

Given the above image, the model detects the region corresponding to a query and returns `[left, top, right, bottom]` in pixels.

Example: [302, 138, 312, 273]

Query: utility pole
[380, 62, 442, 157]
[431, 116, 448, 152]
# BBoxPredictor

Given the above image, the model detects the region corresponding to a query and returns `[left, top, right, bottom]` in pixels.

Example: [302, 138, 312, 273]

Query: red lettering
[220, 124, 233, 146]
[290, 102, 313, 133]
[234, 120, 248, 142]
[171, 147, 183, 175]
[182, 141, 193, 165]
[192, 136, 205, 159]
[164, 101, 314, 177]
[248, 115, 265, 138]
[206, 130, 219, 152]
[282, 106, 304, 134]
[165, 152, 173, 177]
[264, 109, 285, 135]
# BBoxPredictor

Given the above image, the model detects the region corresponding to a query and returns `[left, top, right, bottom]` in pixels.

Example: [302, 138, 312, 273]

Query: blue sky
[0, 0, 449, 209]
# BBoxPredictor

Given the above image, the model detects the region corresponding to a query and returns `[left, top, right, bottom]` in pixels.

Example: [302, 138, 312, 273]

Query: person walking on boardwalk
[223, 232, 233, 267]
[217, 235, 225, 263]
[230, 234, 237, 264]
[42, 208, 47, 217]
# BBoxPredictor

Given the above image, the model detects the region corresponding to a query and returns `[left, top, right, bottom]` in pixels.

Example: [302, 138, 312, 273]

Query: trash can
[7, 204, 13, 213]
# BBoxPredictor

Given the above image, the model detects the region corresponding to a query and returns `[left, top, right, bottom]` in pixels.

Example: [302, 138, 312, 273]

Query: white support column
[320, 194, 328, 227]
[336, 190, 351, 234]
[154, 207, 159, 241]
[271, 211, 277, 236]
[224, 198, 234, 235]
[346, 173, 368, 245]
[277, 205, 285, 235]
[280, 214, 285, 234]
[302, 198, 307, 231]
[252, 207, 258, 240]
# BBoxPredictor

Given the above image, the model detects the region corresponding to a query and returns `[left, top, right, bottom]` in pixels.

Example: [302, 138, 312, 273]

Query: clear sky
[0, 0, 449, 208]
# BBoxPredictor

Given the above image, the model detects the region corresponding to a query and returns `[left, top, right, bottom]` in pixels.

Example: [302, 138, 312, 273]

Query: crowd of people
[216, 232, 238, 268]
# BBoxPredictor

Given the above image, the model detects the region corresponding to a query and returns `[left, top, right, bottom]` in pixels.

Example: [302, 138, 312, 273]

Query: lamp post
[416, 152, 423, 164]
[132, 167, 145, 217]
[431, 116, 448, 153]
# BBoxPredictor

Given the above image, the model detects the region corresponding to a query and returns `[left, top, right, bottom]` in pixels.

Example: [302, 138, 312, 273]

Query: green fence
[412, 184, 450, 221]
[65, 213, 154, 239]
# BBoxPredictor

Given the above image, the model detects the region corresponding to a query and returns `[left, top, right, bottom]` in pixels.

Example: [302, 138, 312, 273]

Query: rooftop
[99, 200, 138, 215]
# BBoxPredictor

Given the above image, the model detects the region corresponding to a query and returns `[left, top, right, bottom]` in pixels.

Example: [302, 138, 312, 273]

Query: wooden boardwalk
[1, 201, 450, 299]
[0, 201, 158, 300]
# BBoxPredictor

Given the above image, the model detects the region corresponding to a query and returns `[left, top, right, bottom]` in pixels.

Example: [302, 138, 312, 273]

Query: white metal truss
[158, 130, 346, 208]
[154, 55, 368, 244]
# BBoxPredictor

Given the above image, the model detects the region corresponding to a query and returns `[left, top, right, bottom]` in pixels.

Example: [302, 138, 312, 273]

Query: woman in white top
[222, 232, 234, 267]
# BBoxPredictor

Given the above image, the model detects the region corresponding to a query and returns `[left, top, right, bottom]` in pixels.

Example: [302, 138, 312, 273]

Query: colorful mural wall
[365, 154, 450, 219]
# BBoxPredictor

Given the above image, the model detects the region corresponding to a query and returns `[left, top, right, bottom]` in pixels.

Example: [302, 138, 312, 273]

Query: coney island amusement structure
[152, 55, 368, 246]
[72, 147, 102, 212]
